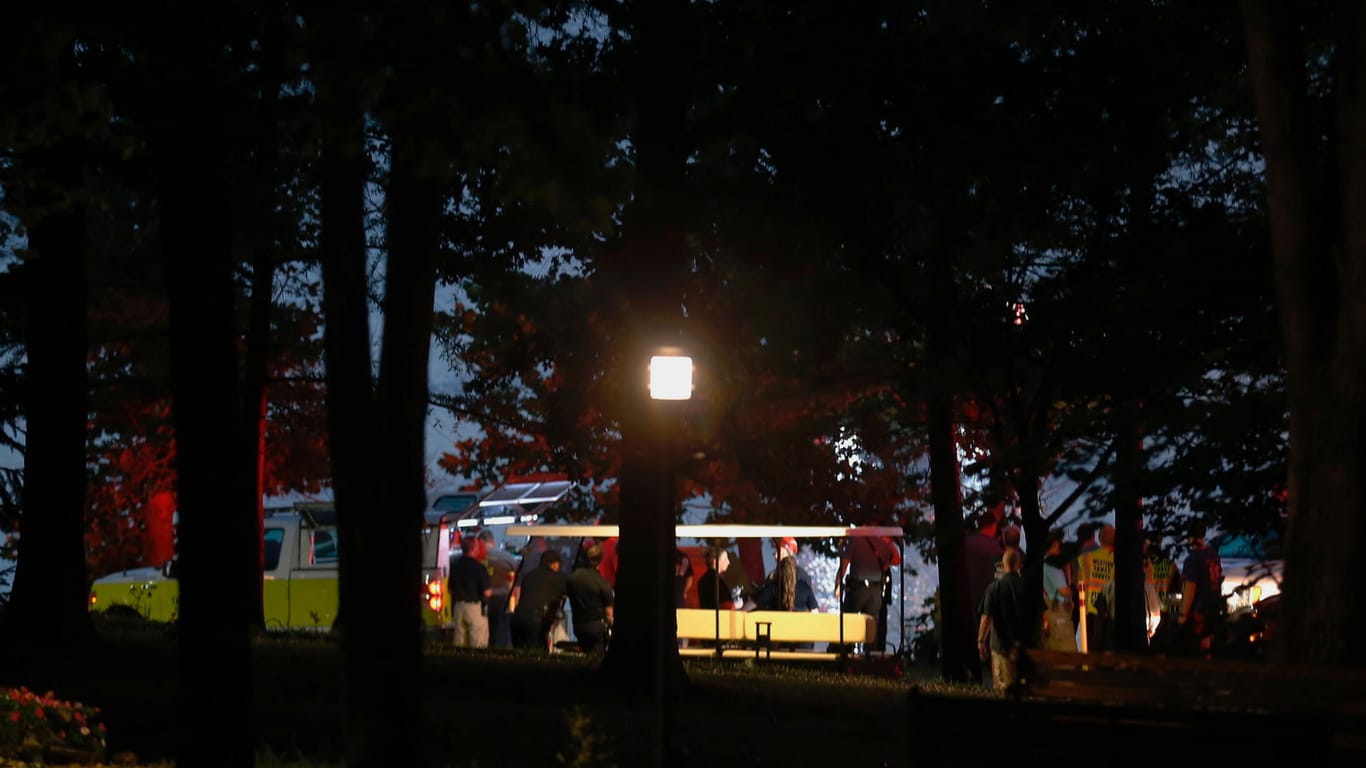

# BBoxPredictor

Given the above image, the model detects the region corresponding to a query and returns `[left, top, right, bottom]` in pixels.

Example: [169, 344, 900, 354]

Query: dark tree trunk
[5, 195, 96, 653]
[928, 394, 974, 683]
[237, 63, 284, 630]
[360, 123, 441, 768]
[599, 0, 690, 722]
[240, 232, 273, 631]
[311, 5, 420, 763]
[1111, 402, 1148, 653]
[602, 396, 687, 691]
[318, 115, 392, 766]
[1014, 465, 1049, 648]
[1241, 0, 1366, 665]
[1016, 469, 1045, 569]
[152, 25, 256, 766]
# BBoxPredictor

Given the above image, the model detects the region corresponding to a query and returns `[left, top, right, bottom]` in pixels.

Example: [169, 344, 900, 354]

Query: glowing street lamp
[649, 352, 693, 400]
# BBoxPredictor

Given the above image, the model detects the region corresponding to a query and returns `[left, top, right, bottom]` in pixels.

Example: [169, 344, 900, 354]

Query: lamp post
[649, 352, 693, 401]
[602, 348, 692, 764]
[648, 351, 689, 767]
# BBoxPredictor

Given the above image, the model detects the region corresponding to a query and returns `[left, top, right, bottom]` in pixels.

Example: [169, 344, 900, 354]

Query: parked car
[1211, 530, 1283, 617]
[1222, 591, 1281, 658]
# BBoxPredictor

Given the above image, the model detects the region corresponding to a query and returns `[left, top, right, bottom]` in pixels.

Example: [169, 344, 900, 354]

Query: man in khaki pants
[449, 534, 492, 647]
[977, 549, 1031, 691]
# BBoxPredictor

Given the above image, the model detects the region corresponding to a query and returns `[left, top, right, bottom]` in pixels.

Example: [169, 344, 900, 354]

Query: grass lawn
[0, 620, 985, 767]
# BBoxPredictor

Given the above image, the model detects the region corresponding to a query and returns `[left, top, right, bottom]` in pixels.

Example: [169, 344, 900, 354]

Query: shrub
[0, 687, 108, 763]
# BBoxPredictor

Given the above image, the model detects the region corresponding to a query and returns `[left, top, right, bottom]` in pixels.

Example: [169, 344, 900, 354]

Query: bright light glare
[649, 355, 693, 400]
[835, 428, 862, 480]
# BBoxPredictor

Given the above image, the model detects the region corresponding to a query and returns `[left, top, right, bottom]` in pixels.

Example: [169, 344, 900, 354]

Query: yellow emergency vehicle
[89, 503, 454, 632]
[88, 478, 573, 636]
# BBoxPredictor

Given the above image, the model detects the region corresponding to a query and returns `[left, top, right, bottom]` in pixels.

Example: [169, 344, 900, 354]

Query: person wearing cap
[753, 537, 819, 613]
[752, 537, 819, 651]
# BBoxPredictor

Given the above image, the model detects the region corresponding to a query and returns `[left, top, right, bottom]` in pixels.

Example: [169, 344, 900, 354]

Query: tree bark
[152, 21, 257, 764]
[1241, 1, 1366, 665]
[1111, 401, 1148, 653]
[238, 71, 284, 631]
[363, 121, 440, 768]
[311, 4, 422, 764]
[5, 195, 96, 653]
[928, 394, 974, 683]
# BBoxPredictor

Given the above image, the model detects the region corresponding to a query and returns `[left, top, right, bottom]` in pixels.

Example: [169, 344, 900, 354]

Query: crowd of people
[448, 531, 619, 654]
[447, 525, 905, 656]
[971, 505, 1225, 691]
[447, 508, 1223, 680]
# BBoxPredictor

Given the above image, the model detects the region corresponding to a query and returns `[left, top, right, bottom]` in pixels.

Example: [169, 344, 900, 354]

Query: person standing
[994, 525, 1024, 580]
[876, 536, 902, 652]
[1178, 522, 1224, 655]
[977, 549, 1032, 691]
[674, 549, 695, 609]
[674, 548, 696, 648]
[477, 528, 517, 647]
[509, 549, 567, 650]
[449, 535, 492, 648]
[963, 506, 1005, 680]
[964, 507, 1006, 621]
[1074, 523, 1116, 652]
[1076, 522, 1103, 555]
[1034, 529, 1077, 652]
[834, 533, 896, 620]
[566, 543, 615, 653]
[1146, 537, 1181, 620]
[698, 544, 735, 610]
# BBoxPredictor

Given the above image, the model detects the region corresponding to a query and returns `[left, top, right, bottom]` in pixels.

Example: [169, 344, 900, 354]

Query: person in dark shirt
[674, 548, 695, 609]
[964, 507, 1006, 623]
[510, 549, 567, 650]
[477, 528, 517, 647]
[977, 548, 1032, 691]
[698, 544, 735, 610]
[1178, 521, 1224, 654]
[448, 535, 492, 647]
[835, 533, 896, 618]
[753, 537, 819, 612]
[566, 543, 614, 653]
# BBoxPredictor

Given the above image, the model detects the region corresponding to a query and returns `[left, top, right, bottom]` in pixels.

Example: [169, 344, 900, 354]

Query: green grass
[2, 619, 987, 767]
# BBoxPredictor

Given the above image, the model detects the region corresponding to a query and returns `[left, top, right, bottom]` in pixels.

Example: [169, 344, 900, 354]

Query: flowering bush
[0, 687, 107, 763]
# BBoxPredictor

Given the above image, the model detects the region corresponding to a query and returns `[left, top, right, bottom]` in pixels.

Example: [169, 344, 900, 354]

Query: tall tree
[306, 0, 418, 762]
[148, 5, 256, 762]
[0, 5, 121, 656]
[1240, 1, 1366, 664]
[597, 0, 691, 717]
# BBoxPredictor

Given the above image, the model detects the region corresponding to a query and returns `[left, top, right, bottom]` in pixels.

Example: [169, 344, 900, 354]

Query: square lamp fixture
[649, 354, 693, 400]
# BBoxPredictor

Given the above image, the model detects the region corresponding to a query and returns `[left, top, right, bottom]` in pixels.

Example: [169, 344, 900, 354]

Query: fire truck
[87, 478, 573, 636]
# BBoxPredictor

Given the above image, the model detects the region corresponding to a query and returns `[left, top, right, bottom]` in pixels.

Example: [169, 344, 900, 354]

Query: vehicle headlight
[1227, 585, 1262, 614]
